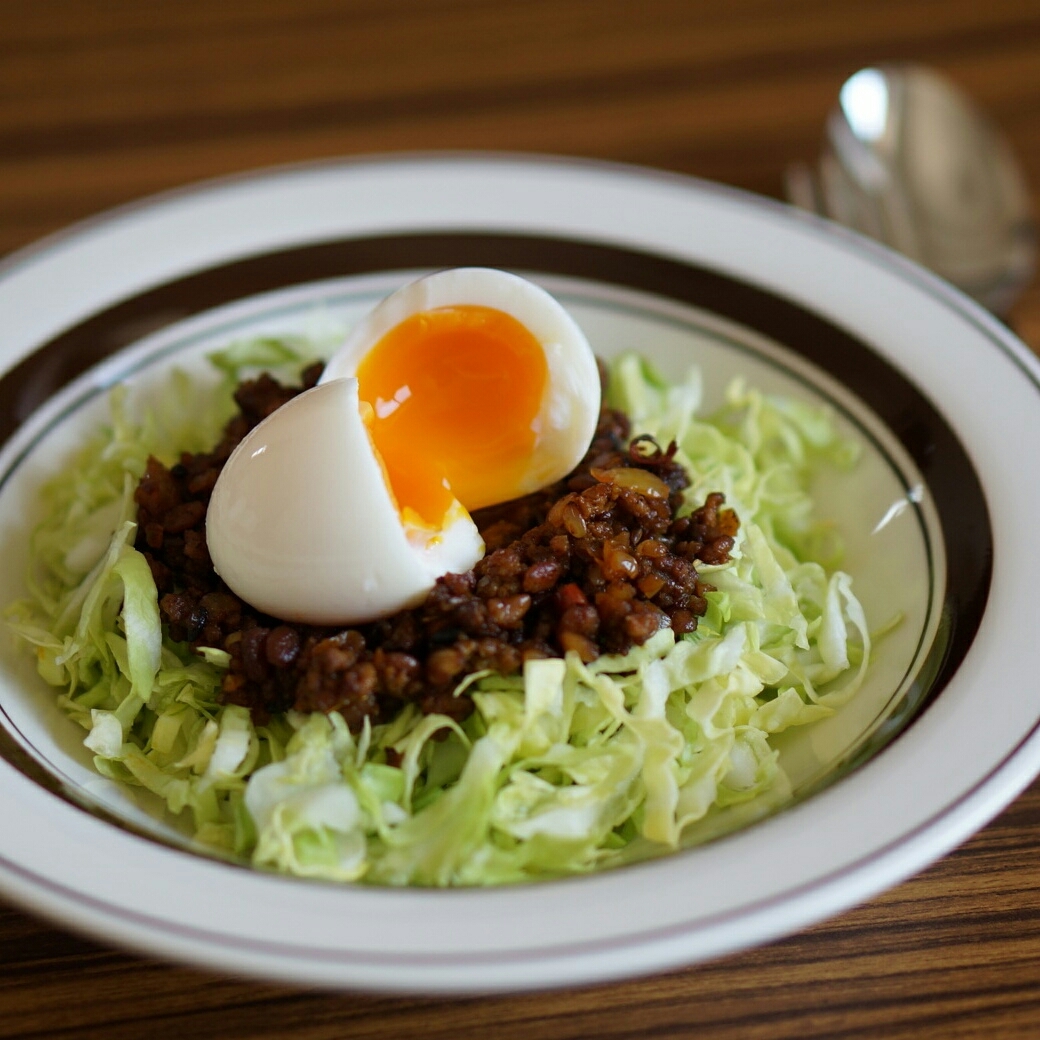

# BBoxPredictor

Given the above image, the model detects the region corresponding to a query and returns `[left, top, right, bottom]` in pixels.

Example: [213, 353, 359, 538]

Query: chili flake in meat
[133, 363, 739, 730]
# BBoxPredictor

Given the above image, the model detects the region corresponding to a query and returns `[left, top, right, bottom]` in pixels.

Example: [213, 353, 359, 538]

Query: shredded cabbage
[7, 342, 869, 885]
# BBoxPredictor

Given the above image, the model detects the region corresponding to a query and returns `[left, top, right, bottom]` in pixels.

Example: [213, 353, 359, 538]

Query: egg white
[206, 377, 484, 625]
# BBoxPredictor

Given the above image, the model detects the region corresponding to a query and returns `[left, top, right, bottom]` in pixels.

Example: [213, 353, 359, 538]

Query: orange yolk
[355, 305, 549, 526]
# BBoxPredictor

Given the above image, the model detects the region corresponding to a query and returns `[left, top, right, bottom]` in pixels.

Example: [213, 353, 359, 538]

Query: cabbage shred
[6, 343, 869, 885]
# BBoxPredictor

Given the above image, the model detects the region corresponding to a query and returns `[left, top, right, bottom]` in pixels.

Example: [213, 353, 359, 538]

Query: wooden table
[2, 2, 1039, 1036]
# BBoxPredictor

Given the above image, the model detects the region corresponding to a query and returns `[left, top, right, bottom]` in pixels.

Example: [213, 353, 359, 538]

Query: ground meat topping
[133, 363, 739, 728]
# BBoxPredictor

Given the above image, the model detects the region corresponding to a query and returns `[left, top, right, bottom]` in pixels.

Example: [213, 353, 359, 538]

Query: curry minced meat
[133, 363, 739, 730]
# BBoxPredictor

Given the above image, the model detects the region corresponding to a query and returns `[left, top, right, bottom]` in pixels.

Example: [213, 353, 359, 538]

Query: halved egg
[206, 268, 601, 625]
[205, 377, 484, 625]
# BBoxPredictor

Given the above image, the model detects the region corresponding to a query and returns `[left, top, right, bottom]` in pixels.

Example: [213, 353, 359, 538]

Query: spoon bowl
[788, 65, 1036, 316]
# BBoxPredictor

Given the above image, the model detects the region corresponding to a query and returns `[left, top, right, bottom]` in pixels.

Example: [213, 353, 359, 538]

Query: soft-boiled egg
[206, 268, 601, 625]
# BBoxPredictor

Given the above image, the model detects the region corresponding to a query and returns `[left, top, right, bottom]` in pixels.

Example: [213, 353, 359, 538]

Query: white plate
[0, 154, 1036, 993]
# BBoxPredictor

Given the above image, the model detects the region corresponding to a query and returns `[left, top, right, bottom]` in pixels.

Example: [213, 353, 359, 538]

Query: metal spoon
[786, 64, 1036, 316]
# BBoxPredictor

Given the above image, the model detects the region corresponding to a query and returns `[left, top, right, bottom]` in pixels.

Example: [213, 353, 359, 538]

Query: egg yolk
[355, 305, 549, 526]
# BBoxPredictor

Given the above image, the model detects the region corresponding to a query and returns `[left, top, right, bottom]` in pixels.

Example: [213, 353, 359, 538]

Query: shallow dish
[0, 155, 1037, 993]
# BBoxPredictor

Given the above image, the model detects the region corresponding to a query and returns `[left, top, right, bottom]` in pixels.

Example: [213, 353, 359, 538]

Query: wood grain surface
[2, 2, 1040, 1036]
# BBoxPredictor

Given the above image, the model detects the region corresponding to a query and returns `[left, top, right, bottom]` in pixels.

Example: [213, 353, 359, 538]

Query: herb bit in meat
[133, 363, 739, 731]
